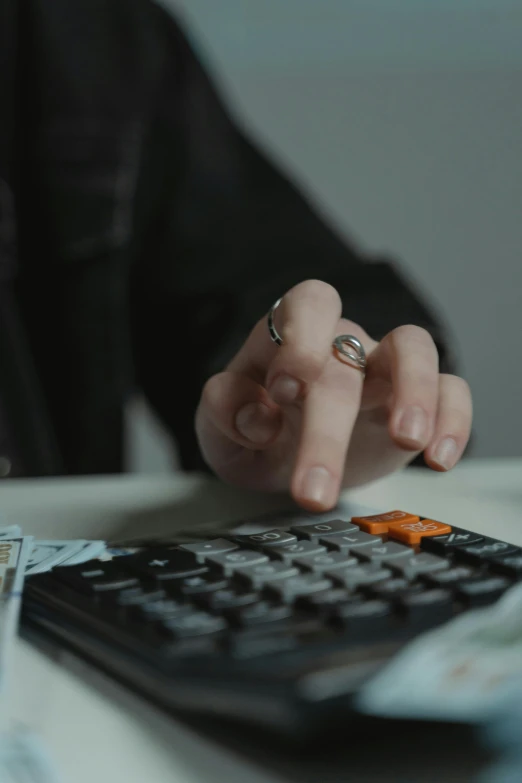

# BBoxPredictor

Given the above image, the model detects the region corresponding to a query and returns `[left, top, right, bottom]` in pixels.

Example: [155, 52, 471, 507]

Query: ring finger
[424, 374, 473, 471]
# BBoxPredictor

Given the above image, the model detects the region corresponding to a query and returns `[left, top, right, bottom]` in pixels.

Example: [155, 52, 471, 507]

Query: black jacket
[0, 0, 456, 478]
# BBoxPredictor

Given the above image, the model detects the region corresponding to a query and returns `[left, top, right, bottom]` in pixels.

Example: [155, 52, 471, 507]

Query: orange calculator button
[352, 510, 420, 535]
[387, 519, 451, 545]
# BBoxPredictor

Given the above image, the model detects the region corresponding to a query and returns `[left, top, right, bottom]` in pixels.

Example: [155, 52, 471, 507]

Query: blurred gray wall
[130, 0, 522, 470]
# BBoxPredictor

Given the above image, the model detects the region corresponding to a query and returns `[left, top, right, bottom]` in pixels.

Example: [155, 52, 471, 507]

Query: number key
[270, 540, 327, 563]
[389, 553, 450, 580]
[490, 554, 522, 579]
[232, 530, 298, 548]
[207, 550, 269, 576]
[326, 530, 382, 553]
[290, 519, 358, 539]
[179, 539, 239, 561]
[358, 541, 411, 563]
[235, 561, 299, 589]
[455, 576, 511, 607]
[295, 552, 358, 573]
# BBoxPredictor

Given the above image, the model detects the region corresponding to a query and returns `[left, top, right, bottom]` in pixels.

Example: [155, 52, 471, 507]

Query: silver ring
[333, 334, 367, 372]
[268, 297, 367, 373]
[267, 297, 284, 346]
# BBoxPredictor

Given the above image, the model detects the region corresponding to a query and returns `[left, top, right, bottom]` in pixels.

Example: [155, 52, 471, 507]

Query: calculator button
[389, 553, 450, 580]
[455, 577, 511, 607]
[422, 565, 477, 587]
[198, 588, 259, 612]
[54, 564, 140, 595]
[177, 574, 229, 596]
[266, 574, 333, 601]
[490, 554, 522, 579]
[290, 520, 358, 539]
[137, 598, 192, 622]
[358, 542, 411, 564]
[232, 601, 293, 627]
[420, 527, 484, 555]
[112, 588, 167, 606]
[228, 629, 299, 659]
[334, 599, 392, 628]
[162, 612, 227, 638]
[296, 588, 356, 615]
[207, 550, 269, 576]
[232, 530, 298, 548]
[124, 550, 208, 581]
[352, 510, 420, 535]
[270, 541, 327, 563]
[235, 561, 299, 589]
[179, 539, 239, 561]
[398, 589, 454, 624]
[328, 564, 392, 589]
[333, 531, 383, 551]
[364, 578, 417, 598]
[455, 540, 520, 565]
[387, 519, 452, 546]
[295, 552, 358, 573]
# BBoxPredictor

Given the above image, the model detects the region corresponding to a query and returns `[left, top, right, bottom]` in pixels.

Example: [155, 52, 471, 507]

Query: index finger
[229, 280, 343, 405]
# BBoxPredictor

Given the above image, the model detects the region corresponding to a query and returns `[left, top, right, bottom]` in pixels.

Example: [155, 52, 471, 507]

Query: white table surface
[5, 458, 522, 783]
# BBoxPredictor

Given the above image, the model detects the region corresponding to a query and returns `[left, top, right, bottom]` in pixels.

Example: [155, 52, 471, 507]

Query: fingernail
[300, 466, 336, 509]
[269, 375, 301, 405]
[433, 437, 459, 470]
[235, 402, 280, 445]
[396, 405, 428, 445]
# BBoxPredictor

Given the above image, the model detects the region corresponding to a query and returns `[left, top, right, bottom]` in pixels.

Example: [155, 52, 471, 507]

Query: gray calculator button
[267, 573, 333, 600]
[325, 531, 382, 552]
[162, 612, 227, 638]
[235, 561, 299, 589]
[390, 553, 450, 580]
[270, 541, 327, 563]
[208, 550, 269, 576]
[290, 520, 358, 539]
[328, 563, 392, 589]
[295, 552, 358, 573]
[179, 539, 239, 561]
[336, 599, 392, 622]
[358, 541, 411, 563]
[233, 530, 298, 548]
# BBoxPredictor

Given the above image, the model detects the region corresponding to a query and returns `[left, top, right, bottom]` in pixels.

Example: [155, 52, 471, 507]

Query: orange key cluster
[351, 510, 451, 545]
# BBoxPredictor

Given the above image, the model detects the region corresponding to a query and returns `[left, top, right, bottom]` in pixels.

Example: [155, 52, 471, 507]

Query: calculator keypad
[30, 510, 520, 660]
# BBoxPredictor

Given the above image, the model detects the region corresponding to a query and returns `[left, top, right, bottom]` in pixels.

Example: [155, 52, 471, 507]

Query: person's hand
[195, 280, 472, 511]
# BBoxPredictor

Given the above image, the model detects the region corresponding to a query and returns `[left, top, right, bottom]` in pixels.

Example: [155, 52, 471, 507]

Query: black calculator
[21, 509, 522, 735]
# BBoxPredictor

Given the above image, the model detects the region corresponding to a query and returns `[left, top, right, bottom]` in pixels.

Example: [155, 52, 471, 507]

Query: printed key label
[249, 532, 282, 542]
[366, 512, 411, 522]
[400, 522, 439, 533]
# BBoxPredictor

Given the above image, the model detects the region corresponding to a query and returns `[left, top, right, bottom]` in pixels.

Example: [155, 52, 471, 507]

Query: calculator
[21, 509, 522, 735]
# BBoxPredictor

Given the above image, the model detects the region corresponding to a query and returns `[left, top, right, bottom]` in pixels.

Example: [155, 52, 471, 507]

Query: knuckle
[200, 373, 227, 409]
[441, 374, 472, 399]
[281, 338, 326, 377]
[391, 324, 436, 351]
[337, 318, 367, 342]
[290, 279, 342, 311]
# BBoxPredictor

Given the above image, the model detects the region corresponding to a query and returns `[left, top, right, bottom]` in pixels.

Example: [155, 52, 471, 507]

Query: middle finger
[291, 319, 368, 510]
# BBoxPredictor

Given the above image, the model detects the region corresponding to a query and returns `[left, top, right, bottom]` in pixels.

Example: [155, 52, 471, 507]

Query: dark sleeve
[130, 11, 458, 470]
